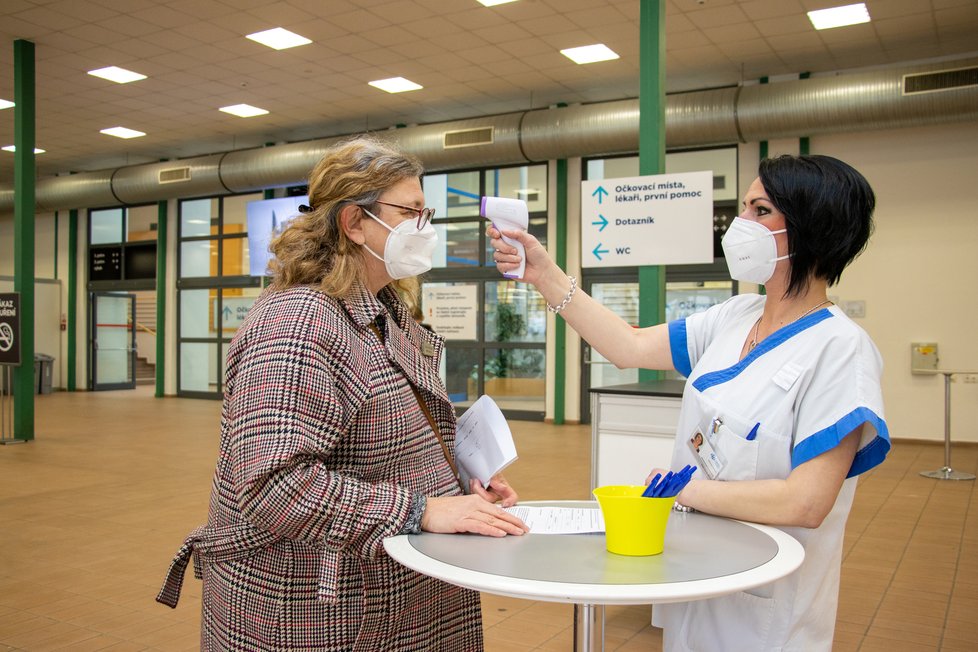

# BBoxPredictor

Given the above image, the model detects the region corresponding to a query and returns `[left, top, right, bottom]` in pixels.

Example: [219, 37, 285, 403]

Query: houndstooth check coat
[158, 283, 483, 651]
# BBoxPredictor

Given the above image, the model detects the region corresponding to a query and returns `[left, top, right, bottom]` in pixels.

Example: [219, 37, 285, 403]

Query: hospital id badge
[688, 430, 725, 479]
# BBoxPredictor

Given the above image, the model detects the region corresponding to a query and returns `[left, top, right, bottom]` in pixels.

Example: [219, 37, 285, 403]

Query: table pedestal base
[574, 603, 604, 652]
[920, 467, 976, 481]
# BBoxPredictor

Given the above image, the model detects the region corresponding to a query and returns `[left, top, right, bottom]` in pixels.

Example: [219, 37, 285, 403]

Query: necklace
[747, 299, 832, 353]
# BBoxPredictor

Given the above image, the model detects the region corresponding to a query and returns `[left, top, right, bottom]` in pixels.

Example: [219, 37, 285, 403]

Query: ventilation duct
[1, 57, 976, 213]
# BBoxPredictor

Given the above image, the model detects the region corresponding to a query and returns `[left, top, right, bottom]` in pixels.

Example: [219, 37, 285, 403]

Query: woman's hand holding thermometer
[481, 197, 528, 279]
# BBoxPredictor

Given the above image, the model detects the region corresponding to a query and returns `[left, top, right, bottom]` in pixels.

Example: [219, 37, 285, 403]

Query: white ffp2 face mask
[721, 217, 789, 284]
[362, 208, 438, 279]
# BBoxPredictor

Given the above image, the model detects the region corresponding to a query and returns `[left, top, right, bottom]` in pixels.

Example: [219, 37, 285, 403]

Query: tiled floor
[1, 388, 976, 651]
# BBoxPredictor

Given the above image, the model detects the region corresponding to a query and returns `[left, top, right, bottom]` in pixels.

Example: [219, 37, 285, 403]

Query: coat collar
[339, 283, 449, 405]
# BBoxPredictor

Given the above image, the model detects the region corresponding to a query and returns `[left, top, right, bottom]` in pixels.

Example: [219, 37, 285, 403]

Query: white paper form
[503, 506, 606, 534]
[454, 395, 518, 487]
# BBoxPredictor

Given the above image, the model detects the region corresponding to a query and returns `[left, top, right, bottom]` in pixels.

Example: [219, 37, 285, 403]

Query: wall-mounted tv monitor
[125, 241, 157, 280]
[246, 195, 307, 277]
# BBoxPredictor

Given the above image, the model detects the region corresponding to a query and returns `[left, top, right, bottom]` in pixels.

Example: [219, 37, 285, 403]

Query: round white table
[385, 500, 804, 651]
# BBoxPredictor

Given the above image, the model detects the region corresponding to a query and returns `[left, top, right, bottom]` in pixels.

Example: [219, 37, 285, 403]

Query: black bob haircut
[759, 154, 875, 298]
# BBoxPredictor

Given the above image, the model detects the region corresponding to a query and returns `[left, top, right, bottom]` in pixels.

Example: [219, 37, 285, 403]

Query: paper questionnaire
[503, 506, 605, 534]
[454, 395, 519, 488]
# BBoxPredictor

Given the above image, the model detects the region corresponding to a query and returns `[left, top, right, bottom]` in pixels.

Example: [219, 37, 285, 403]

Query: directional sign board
[581, 171, 714, 268]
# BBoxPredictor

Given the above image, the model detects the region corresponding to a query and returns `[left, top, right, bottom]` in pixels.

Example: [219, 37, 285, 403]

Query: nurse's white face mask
[361, 207, 439, 279]
[721, 217, 789, 284]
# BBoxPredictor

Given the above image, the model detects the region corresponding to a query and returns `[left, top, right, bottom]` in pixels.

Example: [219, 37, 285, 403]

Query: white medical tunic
[654, 294, 889, 652]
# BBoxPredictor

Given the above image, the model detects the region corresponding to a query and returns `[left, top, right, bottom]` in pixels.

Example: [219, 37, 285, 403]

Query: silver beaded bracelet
[546, 275, 578, 314]
[672, 502, 695, 513]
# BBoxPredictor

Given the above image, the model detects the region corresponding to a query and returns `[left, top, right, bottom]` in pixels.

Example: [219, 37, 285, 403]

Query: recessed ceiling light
[560, 44, 620, 65]
[807, 3, 871, 30]
[100, 127, 146, 139]
[246, 27, 312, 50]
[477, 0, 519, 6]
[2, 145, 45, 153]
[0, 99, 14, 110]
[219, 104, 269, 118]
[368, 77, 423, 93]
[87, 66, 147, 84]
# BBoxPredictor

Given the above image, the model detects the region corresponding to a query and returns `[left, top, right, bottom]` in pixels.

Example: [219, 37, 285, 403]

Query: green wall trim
[638, 0, 666, 383]
[553, 159, 568, 424]
[155, 200, 167, 397]
[54, 211, 59, 279]
[13, 39, 36, 440]
[67, 209, 77, 391]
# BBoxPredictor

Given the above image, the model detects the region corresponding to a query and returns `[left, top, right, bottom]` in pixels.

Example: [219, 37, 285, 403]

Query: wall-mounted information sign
[0, 292, 21, 366]
[90, 245, 123, 281]
[581, 171, 714, 268]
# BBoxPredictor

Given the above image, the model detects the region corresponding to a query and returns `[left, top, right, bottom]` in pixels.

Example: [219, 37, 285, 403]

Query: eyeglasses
[374, 200, 435, 230]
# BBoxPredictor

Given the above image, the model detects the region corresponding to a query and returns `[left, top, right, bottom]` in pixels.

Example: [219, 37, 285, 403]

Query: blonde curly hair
[268, 136, 423, 309]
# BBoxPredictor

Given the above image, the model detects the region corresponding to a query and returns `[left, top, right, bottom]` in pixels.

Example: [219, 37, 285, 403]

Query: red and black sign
[0, 292, 21, 366]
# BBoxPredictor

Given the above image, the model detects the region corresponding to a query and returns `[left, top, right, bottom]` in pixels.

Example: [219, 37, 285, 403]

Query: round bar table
[385, 501, 804, 651]
[917, 369, 977, 481]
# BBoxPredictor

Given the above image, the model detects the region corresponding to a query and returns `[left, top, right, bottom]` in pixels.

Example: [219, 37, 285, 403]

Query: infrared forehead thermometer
[481, 196, 528, 279]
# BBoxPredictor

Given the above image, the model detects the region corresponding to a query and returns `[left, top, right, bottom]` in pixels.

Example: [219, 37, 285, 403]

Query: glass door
[91, 292, 136, 390]
[579, 276, 734, 423]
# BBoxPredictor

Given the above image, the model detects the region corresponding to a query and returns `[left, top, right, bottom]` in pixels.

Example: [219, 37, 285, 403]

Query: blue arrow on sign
[591, 186, 608, 204]
[592, 214, 608, 232]
[592, 243, 610, 261]
[223, 306, 232, 319]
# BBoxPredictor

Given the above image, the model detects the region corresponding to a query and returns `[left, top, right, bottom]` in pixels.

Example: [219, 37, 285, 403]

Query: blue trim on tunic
[792, 406, 890, 478]
[692, 308, 834, 392]
[669, 319, 691, 378]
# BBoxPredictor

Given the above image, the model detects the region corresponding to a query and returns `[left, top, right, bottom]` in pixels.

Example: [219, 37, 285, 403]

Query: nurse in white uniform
[489, 154, 890, 652]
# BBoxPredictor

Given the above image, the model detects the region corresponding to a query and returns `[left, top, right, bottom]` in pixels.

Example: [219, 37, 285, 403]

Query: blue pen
[654, 472, 674, 497]
[663, 465, 689, 497]
[642, 473, 662, 497]
[746, 423, 760, 441]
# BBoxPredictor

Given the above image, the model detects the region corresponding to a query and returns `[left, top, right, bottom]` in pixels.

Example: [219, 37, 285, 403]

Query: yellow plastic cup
[593, 485, 674, 556]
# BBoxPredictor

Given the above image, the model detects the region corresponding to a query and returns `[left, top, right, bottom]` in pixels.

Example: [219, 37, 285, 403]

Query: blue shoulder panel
[691, 308, 833, 392]
[792, 406, 891, 478]
[669, 319, 691, 378]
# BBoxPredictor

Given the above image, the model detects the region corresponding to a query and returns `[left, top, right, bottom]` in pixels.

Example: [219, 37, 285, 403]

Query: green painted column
[553, 159, 568, 424]
[13, 39, 36, 440]
[155, 200, 167, 397]
[638, 0, 666, 383]
[67, 209, 77, 391]
[799, 72, 811, 155]
[758, 77, 769, 161]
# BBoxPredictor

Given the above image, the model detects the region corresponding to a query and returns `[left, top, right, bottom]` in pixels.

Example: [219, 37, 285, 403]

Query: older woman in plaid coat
[158, 137, 528, 650]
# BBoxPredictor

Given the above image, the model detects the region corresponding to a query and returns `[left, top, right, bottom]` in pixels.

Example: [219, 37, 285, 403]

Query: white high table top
[384, 500, 804, 605]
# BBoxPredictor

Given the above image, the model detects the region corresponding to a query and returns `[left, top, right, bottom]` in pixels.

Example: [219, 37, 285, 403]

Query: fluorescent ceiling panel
[560, 44, 620, 65]
[87, 66, 147, 84]
[477, 0, 519, 6]
[807, 3, 871, 30]
[368, 77, 423, 93]
[100, 127, 146, 139]
[246, 27, 312, 50]
[219, 104, 269, 117]
[2, 145, 45, 153]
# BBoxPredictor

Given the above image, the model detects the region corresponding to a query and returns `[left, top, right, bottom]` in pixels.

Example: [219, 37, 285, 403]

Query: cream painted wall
[813, 122, 978, 442]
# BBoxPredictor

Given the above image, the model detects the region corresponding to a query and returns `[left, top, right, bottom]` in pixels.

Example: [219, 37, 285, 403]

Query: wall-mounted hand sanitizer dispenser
[911, 342, 939, 373]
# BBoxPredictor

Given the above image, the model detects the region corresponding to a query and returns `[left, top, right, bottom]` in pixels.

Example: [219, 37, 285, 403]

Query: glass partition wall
[423, 164, 548, 419]
[177, 193, 262, 398]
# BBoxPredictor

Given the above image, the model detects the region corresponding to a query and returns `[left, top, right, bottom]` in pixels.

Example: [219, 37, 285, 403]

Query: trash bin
[35, 353, 54, 394]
